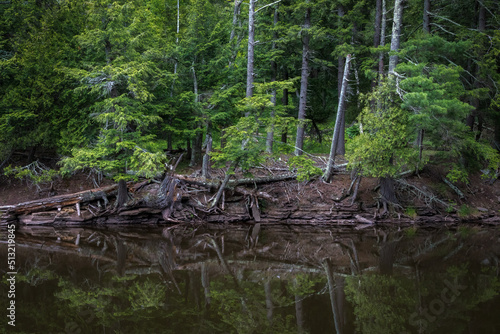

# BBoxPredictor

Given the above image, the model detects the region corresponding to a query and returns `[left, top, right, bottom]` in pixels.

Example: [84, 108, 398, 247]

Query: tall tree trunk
[494, 111, 500, 151]
[190, 127, 202, 167]
[230, 0, 243, 42]
[294, 4, 311, 156]
[266, 6, 279, 153]
[336, 5, 346, 155]
[418, 0, 430, 164]
[377, 0, 387, 78]
[374, 0, 382, 48]
[468, 1, 487, 136]
[190, 67, 202, 167]
[202, 123, 212, 179]
[170, 0, 180, 96]
[388, 0, 404, 75]
[372, 0, 383, 90]
[323, 54, 351, 182]
[281, 67, 289, 144]
[245, 0, 256, 106]
[423, 0, 431, 33]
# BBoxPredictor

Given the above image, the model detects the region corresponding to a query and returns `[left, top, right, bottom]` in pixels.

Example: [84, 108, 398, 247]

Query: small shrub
[457, 204, 478, 218]
[404, 207, 417, 219]
[288, 155, 322, 181]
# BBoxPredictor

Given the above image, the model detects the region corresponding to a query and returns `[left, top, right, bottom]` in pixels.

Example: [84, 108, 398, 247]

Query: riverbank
[1, 159, 499, 226]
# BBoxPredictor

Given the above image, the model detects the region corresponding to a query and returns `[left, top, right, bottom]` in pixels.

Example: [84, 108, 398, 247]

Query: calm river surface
[1, 223, 499, 333]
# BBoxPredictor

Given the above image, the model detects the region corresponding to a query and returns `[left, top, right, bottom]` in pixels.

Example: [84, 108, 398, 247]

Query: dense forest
[1, 0, 500, 208]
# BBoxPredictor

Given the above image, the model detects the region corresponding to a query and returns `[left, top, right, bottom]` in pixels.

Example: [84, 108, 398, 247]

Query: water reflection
[1, 224, 499, 333]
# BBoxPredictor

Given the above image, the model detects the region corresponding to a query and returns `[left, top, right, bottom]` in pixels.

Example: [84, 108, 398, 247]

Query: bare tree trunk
[336, 5, 346, 156]
[245, 0, 256, 106]
[323, 54, 351, 182]
[116, 179, 128, 208]
[202, 124, 212, 179]
[417, 128, 425, 165]
[378, 0, 387, 78]
[423, 0, 431, 33]
[494, 111, 500, 151]
[211, 163, 237, 208]
[170, 0, 180, 96]
[266, 6, 279, 153]
[230, 0, 243, 42]
[374, 0, 382, 48]
[294, 4, 311, 156]
[417, 0, 430, 165]
[371, 0, 382, 91]
[468, 1, 486, 137]
[190, 127, 202, 167]
[388, 0, 404, 75]
[281, 67, 289, 144]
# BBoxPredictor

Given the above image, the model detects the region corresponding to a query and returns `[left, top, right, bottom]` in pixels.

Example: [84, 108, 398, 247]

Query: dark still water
[1, 223, 499, 334]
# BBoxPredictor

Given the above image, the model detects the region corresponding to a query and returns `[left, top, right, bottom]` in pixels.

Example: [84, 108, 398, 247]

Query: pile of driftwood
[0, 172, 302, 225]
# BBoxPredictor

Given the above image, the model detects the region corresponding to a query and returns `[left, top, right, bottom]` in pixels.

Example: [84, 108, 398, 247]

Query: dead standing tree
[323, 54, 351, 183]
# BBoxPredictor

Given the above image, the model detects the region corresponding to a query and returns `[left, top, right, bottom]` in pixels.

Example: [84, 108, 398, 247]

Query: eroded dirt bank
[1, 164, 499, 227]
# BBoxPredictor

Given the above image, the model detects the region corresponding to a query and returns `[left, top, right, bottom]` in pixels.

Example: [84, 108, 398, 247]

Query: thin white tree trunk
[294, 3, 311, 156]
[266, 6, 279, 153]
[378, 0, 387, 77]
[170, 0, 180, 97]
[245, 0, 256, 105]
[323, 54, 351, 182]
[388, 0, 404, 75]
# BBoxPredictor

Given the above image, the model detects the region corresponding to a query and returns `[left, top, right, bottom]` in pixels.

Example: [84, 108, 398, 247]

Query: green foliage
[404, 207, 417, 219]
[288, 155, 322, 181]
[209, 277, 299, 334]
[210, 117, 266, 171]
[346, 79, 419, 178]
[457, 205, 479, 219]
[3, 161, 59, 190]
[345, 273, 415, 334]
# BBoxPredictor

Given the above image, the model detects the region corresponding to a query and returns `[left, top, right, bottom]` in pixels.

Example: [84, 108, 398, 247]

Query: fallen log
[8, 184, 118, 215]
[176, 173, 297, 190]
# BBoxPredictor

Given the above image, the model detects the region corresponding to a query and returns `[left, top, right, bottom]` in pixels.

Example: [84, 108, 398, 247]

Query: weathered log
[9, 184, 118, 215]
[442, 177, 465, 199]
[176, 173, 297, 190]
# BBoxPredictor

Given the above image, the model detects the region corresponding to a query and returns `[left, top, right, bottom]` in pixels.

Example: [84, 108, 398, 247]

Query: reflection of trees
[5, 225, 500, 333]
[345, 272, 415, 333]
[343, 228, 500, 334]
